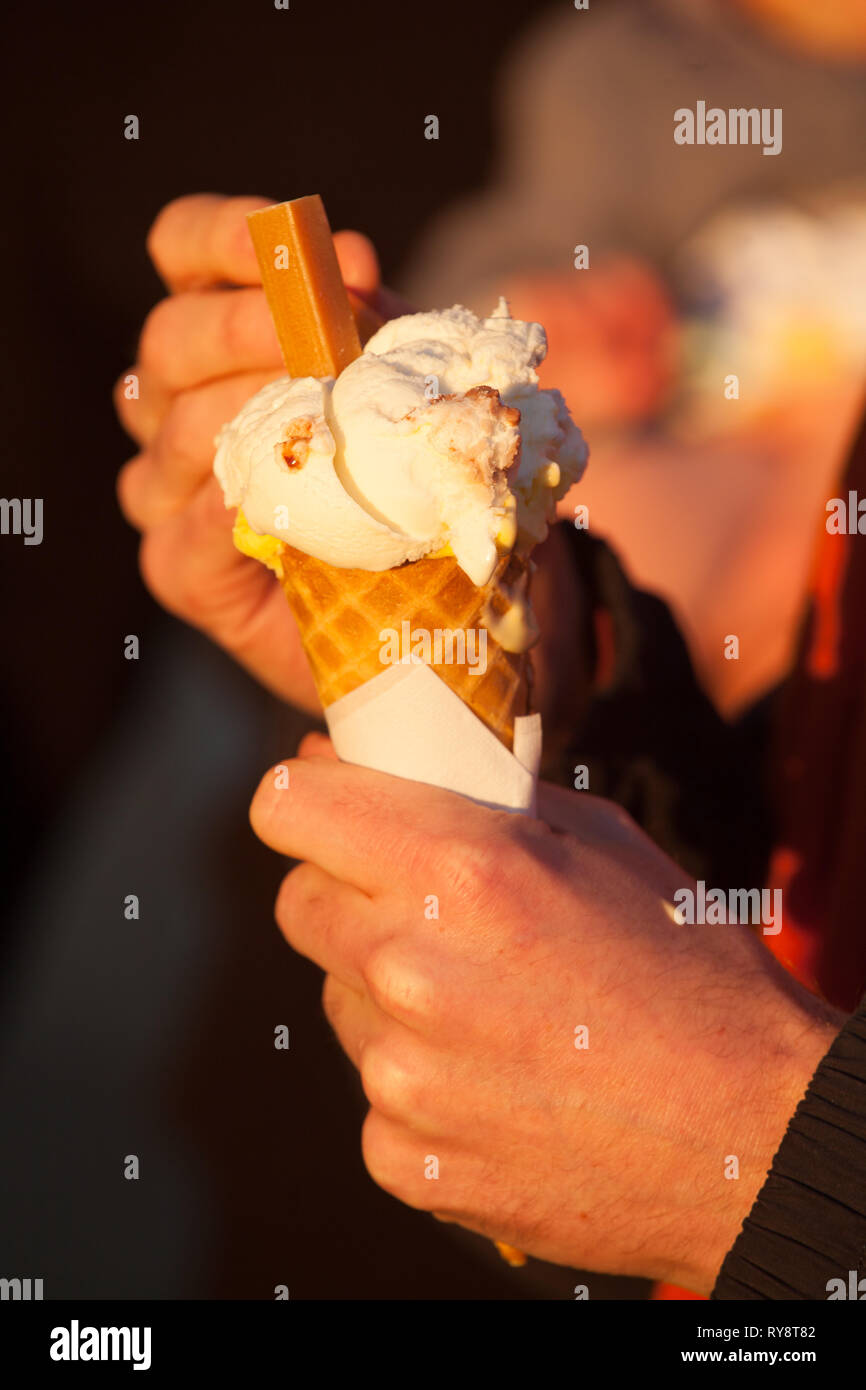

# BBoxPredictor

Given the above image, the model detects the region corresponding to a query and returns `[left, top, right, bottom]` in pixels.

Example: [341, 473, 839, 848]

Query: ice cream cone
[214, 198, 591, 1272]
[273, 541, 531, 750]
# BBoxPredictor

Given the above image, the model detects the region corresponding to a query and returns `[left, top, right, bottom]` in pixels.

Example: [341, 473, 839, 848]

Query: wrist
[678, 1000, 846, 1295]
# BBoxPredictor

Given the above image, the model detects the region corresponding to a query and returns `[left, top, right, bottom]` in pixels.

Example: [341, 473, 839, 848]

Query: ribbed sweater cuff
[711, 999, 866, 1299]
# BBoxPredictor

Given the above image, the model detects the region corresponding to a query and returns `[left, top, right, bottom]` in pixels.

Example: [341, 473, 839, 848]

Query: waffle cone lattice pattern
[276, 545, 531, 749]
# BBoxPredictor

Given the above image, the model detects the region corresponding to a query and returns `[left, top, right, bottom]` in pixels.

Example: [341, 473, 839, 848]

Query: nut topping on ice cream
[278, 417, 315, 471]
[214, 299, 588, 589]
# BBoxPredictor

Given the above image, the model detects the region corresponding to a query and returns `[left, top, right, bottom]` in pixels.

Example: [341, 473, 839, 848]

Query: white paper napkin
[324, 662, 541, 814]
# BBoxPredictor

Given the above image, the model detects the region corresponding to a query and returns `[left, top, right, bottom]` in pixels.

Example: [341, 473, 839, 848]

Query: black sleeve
[711, 997, 866, 1300]
[554, 524, 774, 890]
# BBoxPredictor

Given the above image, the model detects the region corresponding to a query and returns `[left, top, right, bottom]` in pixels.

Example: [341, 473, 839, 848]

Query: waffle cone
[274, 544, 531, 749]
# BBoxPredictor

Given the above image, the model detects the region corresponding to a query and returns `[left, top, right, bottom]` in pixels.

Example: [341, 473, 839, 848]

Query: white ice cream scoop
[214, 300, 588, 586]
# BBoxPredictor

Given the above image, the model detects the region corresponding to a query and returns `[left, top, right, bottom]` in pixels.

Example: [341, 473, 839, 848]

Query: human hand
[250, 739, 843, 1291]
[115, 193, 406, 709]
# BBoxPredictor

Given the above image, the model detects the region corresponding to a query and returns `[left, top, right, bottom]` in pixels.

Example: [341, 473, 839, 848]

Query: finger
[138, 288, 282, 393]
[249, 755, 502, 896]
[372, 284, 415, 322]
[333, 233, 414, 338]
[344, 282, 416, 343]
[117, 453, 155, 531]
[135, 476, 321, 710]
[361, 1109, 463, 1213]
[321, 973, 380, 1069]
[536, 782, 639, 842]
[116, 369, 283, 529]
[333, 230, 380, 295]
[113, 365, 173, 448]
[148, 198, 381, 296]
[360, 1111, 534, 1249]
[346, 288, 386, 345]
[147, 193, 273, 292]
[333, 231, 391, 343]
[137, 282, 386, 395]
[297, 879, 455, 1043]
[297, 732, 337, 761]
[536, 781, 664, 857]
[536, 782, 687, 892]
[276, 862, 379, 987]
[334, 224, 413, 334]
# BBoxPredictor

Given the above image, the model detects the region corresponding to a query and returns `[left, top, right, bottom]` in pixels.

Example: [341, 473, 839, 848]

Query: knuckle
[112, 371, 132, 420]
[214, 197, 258, 269]
[359, 1038, 418, 1118]
[144, 204, 170, 268]
[275, 864, 330, 934]
[360, 1109, 394, 1193]
[590, 793, 637, 838]
[274, 864, 303, 924]
[361, 943, 400, 1009]
[145, 195, 190, 271]
[115, 459, 143, 529]
[138, 528, 186, 614]
[321, 975, 344, 1030]
[218, 287, 272, 367]
[138, 486, 264, 635]
[140, 531, 215, 628]
[156, 391, 204, 471]
[444, 832, 507, 914]
[218, 292, 252, 362]
[250, 767, 290, 841]
[138, 297, 177, 376]
[361, 944, 436, 1027]
[360, 1110, 428, 1211]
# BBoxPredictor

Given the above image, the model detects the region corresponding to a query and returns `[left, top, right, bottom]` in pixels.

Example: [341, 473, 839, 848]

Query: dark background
[0, 0, 644, 1299]
[0, 0, 528, 905]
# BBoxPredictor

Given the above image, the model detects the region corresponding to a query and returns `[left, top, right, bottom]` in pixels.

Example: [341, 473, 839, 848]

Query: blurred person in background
[401, 0, 866, 716]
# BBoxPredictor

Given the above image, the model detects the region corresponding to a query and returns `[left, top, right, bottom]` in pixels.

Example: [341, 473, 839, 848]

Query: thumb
[536, 781, 586, 834]
[297, 731, 339, 761]
[537, 782, 639, 845]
